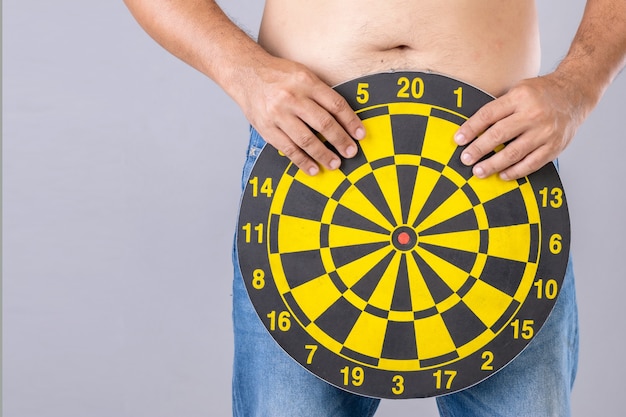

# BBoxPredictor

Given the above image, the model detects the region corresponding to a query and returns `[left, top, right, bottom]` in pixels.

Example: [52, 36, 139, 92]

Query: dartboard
[236, 71, 570, 398]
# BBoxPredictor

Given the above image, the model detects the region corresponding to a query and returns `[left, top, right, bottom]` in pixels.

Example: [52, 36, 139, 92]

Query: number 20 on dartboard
[356, 76, 464, 107]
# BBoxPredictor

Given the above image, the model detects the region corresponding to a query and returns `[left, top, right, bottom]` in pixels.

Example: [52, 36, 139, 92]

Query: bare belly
[258, 0, 540, 96]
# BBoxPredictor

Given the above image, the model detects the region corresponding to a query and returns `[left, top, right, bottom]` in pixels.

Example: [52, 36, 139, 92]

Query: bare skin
[124, 0, 626, 179]
[258, 0, 540, 93]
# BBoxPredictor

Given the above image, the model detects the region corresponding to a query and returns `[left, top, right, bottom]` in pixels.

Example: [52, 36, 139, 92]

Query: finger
[296, 98, 359, 160]
[312, 86, 366, 144]
[460, 113, 528, 167]
[471, 132, 538, 179]
[497, 146, 554, 181]
[455, 97, 515, 146]
[278, 116, 343, 173]
[263, 125, 322, 176]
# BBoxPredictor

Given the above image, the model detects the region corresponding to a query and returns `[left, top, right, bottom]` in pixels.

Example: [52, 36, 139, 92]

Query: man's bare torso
[259, 0, 540, 96]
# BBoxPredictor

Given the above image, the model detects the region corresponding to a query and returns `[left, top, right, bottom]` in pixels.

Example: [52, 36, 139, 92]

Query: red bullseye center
[398, 231, 411, 245]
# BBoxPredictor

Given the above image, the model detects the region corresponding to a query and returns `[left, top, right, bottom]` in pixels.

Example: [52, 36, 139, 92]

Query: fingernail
[355, 127, 366, 140]
[474, 166, 485, 178]
[329, 159, 341, 170]
[308, 165, 319, 176]
[500, 172, 510, 181]
[345, 145, 356, 158]
[461, 152, 472, 165]
[454, 132, 466, 145]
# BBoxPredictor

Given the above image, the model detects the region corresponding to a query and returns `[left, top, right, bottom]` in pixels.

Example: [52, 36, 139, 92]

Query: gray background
[3, 1, 625, 416]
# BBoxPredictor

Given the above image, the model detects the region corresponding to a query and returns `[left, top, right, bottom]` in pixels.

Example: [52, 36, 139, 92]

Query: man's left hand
[454, 74, 585, 180]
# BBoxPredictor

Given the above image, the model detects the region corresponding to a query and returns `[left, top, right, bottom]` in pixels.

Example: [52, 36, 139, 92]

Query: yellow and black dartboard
[236, 71, 570, 398]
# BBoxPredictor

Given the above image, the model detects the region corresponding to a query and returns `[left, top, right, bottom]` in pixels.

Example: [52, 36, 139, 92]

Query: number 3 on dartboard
[391, 375, 405, 395]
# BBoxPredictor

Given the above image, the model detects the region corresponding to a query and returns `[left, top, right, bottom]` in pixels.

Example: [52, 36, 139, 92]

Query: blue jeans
[232, 129, 579, 417]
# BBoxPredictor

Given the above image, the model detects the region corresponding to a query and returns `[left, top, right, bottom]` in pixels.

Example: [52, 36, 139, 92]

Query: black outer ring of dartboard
[236, 71, 571, 399]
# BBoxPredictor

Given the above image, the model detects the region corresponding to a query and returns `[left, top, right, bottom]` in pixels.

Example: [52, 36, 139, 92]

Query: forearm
[554, 0, 626, 111]
[123, 0, 365, 175]
[454, 0, 626, 180]
[123, 0, 271, 103]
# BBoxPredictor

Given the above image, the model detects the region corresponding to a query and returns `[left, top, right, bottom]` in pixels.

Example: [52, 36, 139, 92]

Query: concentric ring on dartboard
[237, 71, 570, 398]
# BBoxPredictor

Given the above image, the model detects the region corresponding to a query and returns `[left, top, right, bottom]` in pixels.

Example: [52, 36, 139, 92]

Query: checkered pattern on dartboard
[266, 104, 541, 371]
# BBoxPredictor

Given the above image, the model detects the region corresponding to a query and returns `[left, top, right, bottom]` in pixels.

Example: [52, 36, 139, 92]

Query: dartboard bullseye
[236, 71, 570, 398]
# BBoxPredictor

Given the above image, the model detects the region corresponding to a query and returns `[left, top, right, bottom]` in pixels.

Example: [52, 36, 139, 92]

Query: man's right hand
[236, 57, 366, 176]
[123, 0, 365, 175]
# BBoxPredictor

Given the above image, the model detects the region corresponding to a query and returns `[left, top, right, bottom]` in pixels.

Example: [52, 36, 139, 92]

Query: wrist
[551, 59, 605, 120]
